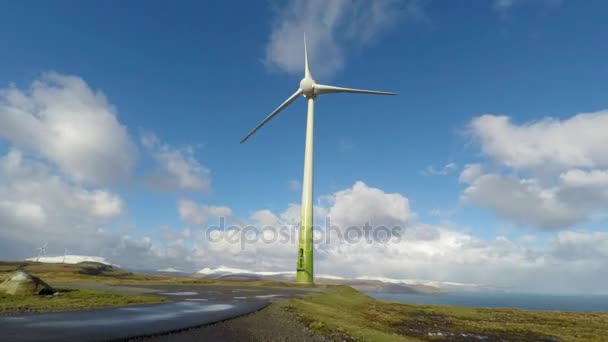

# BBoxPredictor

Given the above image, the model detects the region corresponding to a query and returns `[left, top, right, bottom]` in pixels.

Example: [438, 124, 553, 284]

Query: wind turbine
[240, 34, 395, 284]
[63, 248, 70, 264]
[35, 242, 48, 262]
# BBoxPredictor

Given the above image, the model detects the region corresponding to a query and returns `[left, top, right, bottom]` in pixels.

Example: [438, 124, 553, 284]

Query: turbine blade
[304, 33, 311, 78]
[240, 89, 303, 144]
[314, 84, 396, 96]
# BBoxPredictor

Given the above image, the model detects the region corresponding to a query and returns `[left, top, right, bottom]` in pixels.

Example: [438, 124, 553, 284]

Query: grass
[0, 287, 166, 314]
[280, 285, 608, 342]
[0, 261, 307, 288]
[0, 261, 210, 285]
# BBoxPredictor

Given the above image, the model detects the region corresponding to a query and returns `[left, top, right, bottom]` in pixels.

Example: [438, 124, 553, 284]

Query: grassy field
[0, 261, 211, 285]
[0, 261, 306, 288]
[0, 287, 165, 314]
[280, 286, 608, 342]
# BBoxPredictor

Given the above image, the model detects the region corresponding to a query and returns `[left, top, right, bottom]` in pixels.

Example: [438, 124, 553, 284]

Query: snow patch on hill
[26, 255, 112, 266]
[157, 267, 186, 273]
[196, 266, 343, 280]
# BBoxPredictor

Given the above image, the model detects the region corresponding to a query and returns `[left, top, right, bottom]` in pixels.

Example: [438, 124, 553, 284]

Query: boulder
[0, 270, 55, 296]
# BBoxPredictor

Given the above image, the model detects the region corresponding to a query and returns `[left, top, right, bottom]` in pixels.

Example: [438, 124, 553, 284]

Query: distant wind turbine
[240, 34, 395, 284]
[35, 242, 48, 262]
[63, 248, 70, 264]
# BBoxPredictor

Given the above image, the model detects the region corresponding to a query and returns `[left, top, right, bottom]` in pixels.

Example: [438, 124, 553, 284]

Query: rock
[0, 270, 55, 296]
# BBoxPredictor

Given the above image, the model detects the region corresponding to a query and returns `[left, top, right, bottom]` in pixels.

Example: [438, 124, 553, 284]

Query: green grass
[280, 286, 608, 342]
[0, 287, 166, 314]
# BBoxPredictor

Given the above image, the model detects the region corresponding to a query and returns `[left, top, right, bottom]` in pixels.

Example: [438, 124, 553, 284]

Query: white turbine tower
[63, 248, 70, 264]
[35, 242, 48, 262]
[240, 34, 395, 284]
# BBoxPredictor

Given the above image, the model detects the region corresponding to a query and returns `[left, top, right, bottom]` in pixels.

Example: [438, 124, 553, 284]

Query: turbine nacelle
[299, 77, 316, 98]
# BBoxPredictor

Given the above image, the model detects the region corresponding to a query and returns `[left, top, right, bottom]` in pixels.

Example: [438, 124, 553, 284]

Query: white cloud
[173, 180, 608, 293]
[465, 110, 608, 229]
[469, 111, 608, 172]
[459, 163, 483, 183]
[322, 181, 412, 229]
[0, 149, 126, 257]
[560, 169, 608, 188]
[178, 199, 233, 227]
[0, 72, 136, 184]
[2, 162, 605, 294]
[461, 173, 584, 229]
[142, 133, 211, 193]
[0, 200, 47, 227]
[265, 0, 423, 78]
[423, 162, 457, 176]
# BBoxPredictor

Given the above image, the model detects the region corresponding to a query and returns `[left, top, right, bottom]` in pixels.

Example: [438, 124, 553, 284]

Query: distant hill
[195, 266, 444, 294]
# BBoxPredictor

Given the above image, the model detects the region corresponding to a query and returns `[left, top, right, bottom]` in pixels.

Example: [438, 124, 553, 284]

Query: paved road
[0, 300, 268, 342]
[0, 285, 319, 342]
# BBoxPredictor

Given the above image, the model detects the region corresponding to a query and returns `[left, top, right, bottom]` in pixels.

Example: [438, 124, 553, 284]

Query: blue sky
[1, 1, 608, 293]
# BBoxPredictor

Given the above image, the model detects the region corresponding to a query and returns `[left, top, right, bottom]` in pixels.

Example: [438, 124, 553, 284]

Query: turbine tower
[63, 248, 70, 264]
[35, 242, 47, 262]
[240, 34, 395, 284]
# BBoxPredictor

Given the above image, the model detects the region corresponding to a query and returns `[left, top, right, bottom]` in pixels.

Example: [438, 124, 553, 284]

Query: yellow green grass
[0, 287, 165, 314]
[280, 286, 608, 342]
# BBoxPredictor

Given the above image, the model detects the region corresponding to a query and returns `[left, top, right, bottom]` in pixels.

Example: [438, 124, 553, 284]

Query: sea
[365, 291, 608, 312]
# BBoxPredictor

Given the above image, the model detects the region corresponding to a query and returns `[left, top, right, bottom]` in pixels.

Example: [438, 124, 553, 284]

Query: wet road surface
[0, 285, 320, 342]
[0, 300, 267, 341]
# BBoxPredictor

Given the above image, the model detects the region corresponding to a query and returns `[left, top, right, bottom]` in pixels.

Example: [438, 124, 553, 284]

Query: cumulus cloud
[464, 110, 608, 229]
[461, 173, 584, 229]
[265, 0, 425, 78]
[141, 134, 211, 193]
[321, 181, 412, 229]
[173, 181, 608, 293]
[0, 149, 126, 257]
[469, 111, 608, 172]
[0, 72, 136, 184]
[0, 150, 200, 270]
[459, 163, 483, 183]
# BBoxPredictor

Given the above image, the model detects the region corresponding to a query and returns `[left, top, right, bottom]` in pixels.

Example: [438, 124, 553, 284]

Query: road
[0, 284, 320, 342]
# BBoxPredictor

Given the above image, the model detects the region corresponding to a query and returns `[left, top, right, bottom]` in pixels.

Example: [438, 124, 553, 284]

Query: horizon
[1, 0, 608, 295]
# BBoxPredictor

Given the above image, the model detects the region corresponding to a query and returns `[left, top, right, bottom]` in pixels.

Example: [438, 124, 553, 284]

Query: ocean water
[365, 291, 608, 312]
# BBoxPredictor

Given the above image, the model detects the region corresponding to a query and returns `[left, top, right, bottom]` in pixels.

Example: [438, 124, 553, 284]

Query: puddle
[254, 294, 283, 299]
[159, 291, 198, 296]
[24, 302, 234, 328]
